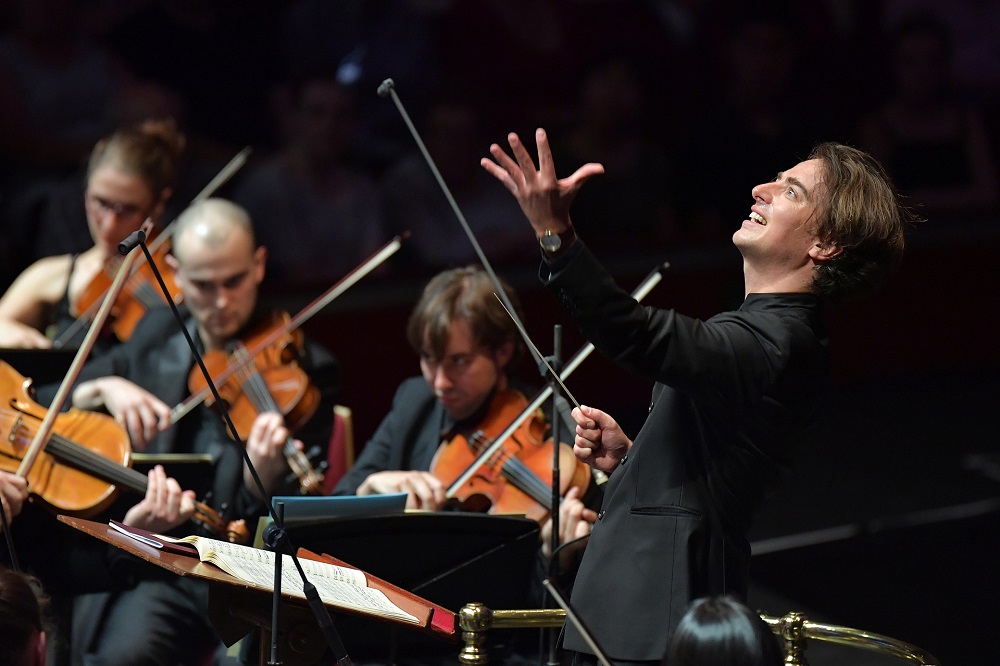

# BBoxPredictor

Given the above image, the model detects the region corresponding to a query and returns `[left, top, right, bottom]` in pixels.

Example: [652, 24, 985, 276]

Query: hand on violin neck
[357, 470, 446, 511]
[243, 411, 293, 498]
[572, 405, 631, 475]
[73, 377, 171, 450]
[122, 465, 197, 533]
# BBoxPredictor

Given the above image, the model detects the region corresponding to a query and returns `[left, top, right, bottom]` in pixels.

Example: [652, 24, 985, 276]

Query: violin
[169, 235, 408, 495]
[69, 227, 183, 343]
[429, 388, 591, 523]
[188, 311, 325, 495]
[0, 361, 249, 543]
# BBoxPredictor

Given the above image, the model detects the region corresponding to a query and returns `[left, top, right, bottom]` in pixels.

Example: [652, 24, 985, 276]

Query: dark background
[2, 2, 998, 664]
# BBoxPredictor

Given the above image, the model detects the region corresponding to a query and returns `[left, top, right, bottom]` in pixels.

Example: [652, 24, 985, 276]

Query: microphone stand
[544, 325, 563, 666]
[120, 230, 352, 666]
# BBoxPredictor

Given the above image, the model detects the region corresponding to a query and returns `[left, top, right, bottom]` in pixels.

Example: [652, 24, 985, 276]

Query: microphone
[118, 229, 146, 256]
[376, 78, 394, 98]
[129, 234, 353, 665]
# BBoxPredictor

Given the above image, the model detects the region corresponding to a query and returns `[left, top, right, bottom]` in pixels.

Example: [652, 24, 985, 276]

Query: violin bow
[53, 146, 253, 348]
[17, 227, 146, 477]
[168, 232, 408, 425]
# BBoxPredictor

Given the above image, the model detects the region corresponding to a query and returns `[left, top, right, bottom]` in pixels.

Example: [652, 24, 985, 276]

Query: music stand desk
[281, 511, 541, 657]
[58, 516, 457, 665]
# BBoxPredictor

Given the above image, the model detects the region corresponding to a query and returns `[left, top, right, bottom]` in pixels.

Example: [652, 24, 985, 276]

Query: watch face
[540, 232, 562, 252]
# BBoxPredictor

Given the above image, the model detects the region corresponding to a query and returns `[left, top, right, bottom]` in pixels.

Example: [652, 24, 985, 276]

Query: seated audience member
[380, 94, 533, 271]
[232, 71, 387, 291]
[858, 14, 999, 221]
[664, 596, 782, 666]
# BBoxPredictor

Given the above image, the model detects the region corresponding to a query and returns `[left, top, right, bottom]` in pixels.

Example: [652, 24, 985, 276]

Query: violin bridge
[8, 414, 23, 443]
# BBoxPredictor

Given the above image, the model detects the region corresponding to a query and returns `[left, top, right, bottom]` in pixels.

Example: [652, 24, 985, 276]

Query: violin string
[468, 430, 557, 508]
[2, 410, 236, 538]
[133, 281, 166, 308]
[6, 417, 146, 493]
[230, 347, 314, 482]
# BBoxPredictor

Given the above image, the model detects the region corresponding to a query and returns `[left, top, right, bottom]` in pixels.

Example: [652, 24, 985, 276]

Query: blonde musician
[0, 119, 182, 351]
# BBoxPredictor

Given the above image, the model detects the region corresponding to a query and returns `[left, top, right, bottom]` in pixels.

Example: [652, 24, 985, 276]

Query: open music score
[58, 516, 457, 639]
[151, 530, 419, 624]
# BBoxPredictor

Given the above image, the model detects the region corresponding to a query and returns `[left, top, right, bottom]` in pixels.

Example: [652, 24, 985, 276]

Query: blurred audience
[0, 0, 176, 187]
[0, 1, 996, 290]
[670, 6, 835, 243]
[380, 91, 533, 270]
[550, 52, 679, 254]
[232, 71, 387, 292]
[858, 14, 999, 222]
[882, 0, 1000, 105]
[279, 0, 443, 173]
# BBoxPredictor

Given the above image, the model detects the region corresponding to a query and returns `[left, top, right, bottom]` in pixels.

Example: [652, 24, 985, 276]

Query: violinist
[333, 265, 599, 661]
[0, 118, 184, 352]
[57, 198, 340, 666]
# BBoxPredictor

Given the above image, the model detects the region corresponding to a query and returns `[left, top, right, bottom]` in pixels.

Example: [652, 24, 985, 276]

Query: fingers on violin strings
[147, 465, 164, 502]
[165, 476, 183, 518]
[139, 404, 158, 443]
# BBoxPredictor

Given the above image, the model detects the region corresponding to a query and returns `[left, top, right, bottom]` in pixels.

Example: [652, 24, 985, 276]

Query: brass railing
[456, 603, 941, 665]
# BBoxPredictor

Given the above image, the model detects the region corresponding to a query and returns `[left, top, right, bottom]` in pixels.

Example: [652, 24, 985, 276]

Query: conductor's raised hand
[572, 405, 631, 474]
[481, 128, 604, 235]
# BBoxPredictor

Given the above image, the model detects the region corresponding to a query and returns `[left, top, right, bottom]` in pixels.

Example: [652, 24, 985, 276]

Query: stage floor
[748, 365, 999, 665]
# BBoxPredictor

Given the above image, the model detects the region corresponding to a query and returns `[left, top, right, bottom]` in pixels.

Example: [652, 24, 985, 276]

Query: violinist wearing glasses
[57, 198, 340, 666]
[0, 118, 185, 353]
[335, 265, 598, 535]
[334, 266, 600, 651]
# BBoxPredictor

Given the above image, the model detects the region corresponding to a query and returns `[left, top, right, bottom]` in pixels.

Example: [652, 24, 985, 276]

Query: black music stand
[284, 512, 540, 661]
